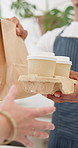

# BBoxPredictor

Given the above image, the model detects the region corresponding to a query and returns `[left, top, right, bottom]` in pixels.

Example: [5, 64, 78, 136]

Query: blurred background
[0, 0, 73, 52]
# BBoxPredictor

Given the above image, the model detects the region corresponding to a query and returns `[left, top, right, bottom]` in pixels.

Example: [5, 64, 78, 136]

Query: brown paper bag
[0, 19, 32, 100]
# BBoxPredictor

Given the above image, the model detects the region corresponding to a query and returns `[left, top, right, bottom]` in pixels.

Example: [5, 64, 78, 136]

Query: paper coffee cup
[55, 56, 72, 77]
[27, 56, 56, 77]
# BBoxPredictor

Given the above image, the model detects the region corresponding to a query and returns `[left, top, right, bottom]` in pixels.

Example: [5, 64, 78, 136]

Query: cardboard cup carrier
[19, 53, 75, 95]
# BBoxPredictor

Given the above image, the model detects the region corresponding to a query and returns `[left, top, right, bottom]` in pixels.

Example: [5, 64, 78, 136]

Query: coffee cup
[27, 55, 56, 77]
[55, 56, 72, 77]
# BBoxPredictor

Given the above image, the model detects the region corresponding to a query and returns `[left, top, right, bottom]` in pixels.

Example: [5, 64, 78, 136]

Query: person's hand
[70, 70, 78, 80]
[6, 17, 28, 40]
[45, 70, 78, 103]
[47, 82, 78, 103]
[0, 85, 56, 147]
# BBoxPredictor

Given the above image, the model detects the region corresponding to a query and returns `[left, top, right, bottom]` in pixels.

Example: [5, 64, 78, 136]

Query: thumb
[54, 91, 62, 98]
[4, 85, 18, 102]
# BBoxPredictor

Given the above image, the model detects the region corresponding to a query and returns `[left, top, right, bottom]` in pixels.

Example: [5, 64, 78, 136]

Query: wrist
[0, 111, 17, 145]
[0, 114, 12, 143]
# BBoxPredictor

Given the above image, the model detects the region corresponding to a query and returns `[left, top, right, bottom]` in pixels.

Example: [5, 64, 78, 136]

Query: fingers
[28, 128, 49, 139]
[47, 92, 61, 101]
[10, 17, 19, 26]
[4, 85, 18, 102]
[6, 17, 19, 27]
[47, 84, 78, 103]
[53, 91, 62, 98]
[70, 70, 78, 80]
[32, 120, 55, 131]
[42, 94, 47, 97]
[47, 92, 63, 102]
[16, 136, 35, 147]
[11, 17, 28, 39]
[47, 95, 65, 103]
[47, 94, 60, 102]
[47, 81, 78, 103]
[47, 93, 72, 103]
[34, 106, 56, 118]
[45, 93, 63, 103]
[60, 83, 78, 102]
[16, 27, 28, 40]
[6, 17, 28, 40]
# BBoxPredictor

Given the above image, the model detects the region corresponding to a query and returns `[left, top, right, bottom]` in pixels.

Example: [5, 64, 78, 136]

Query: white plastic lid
[55, 56, 72, 65]
[55, 56, 70, 61]
[29, 52, 55, 57]
[27, 56, 56, 61]
[56, 60, 72, 65]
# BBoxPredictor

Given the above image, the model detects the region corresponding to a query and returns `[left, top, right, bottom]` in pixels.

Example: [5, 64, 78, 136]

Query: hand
[70, 70, 78, 80]
[46, 70, 78, 103]
[6, 17, 28, 40]
[0, 85, 56, 147]
[47, 82, 78, 103]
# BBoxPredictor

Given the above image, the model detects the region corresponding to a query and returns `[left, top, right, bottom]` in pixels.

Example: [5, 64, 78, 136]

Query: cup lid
[55, 56, 70, 61]
[56, 60, 72, 65]
[55, 56, 72, 65]
[27, 56, 56, 61]
[29, 52, 55, 57]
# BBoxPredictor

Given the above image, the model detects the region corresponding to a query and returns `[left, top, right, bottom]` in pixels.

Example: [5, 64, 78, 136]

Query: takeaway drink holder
[19, 53, 75, 95]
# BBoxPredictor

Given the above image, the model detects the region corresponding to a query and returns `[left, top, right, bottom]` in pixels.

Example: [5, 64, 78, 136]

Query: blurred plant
[43, 6, 74, 32]
[11, 0, 37, 18]
[11, 0, 74, 33]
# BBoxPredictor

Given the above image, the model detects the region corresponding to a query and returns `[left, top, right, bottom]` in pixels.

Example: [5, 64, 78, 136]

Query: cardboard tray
[19, 74, 76, 95]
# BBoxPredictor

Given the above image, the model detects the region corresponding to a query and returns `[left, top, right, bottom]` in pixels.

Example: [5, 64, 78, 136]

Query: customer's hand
[0, 85, 55, 147]
[6, 17, 28, 40]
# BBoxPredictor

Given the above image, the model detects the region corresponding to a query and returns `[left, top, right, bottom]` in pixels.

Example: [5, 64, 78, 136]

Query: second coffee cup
[55, 56, 72, 77]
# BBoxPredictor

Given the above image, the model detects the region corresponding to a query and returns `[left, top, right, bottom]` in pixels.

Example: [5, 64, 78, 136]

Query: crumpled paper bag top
[19, 74, 76, 95]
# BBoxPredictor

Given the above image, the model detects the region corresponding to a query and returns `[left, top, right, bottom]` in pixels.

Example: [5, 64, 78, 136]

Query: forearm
[0, 115, 11, 144]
